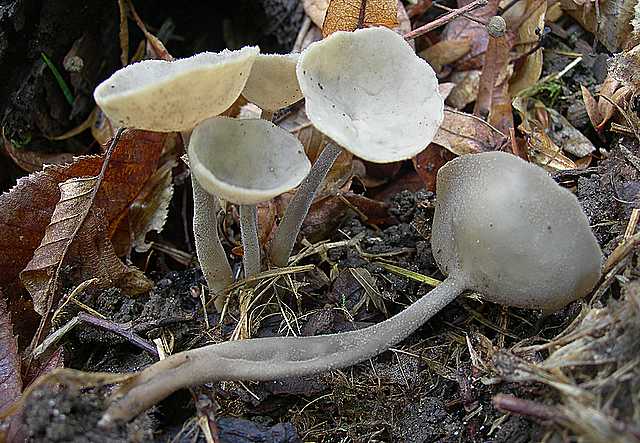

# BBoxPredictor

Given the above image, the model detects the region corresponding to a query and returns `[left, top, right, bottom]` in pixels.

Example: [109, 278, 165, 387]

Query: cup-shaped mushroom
[93, 47, 259, 132]
[431, 152, 602, 313]
[188, 117, 311, 205]
[242, 53, 303, 112]
[189, 117, 311, 278]
[296, 26, 444, 163]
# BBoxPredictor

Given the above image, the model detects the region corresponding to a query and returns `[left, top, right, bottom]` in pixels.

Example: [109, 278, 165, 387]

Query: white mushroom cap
[94, 47, 259, 132]
[242, 53, 303, 111]
[188, 117, 311, 205]
[297, 27, 443, 163]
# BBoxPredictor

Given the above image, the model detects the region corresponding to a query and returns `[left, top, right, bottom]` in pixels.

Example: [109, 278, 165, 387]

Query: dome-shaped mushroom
[432, 151, 602, 312]
[296, 26, 443, 163]
[242, 53, 303, 112]
[94, 47, 259, 132]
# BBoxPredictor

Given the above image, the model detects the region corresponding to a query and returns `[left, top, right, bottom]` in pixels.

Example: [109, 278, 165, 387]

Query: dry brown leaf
[513, 97, 579, 170]
[322, 0, 398, 37]
[438, 82, 457, 100]
[561, 0, 635, 52]
[413, 145, 455, 191]
[598, 86, 631, 130]
[505, 0, 547, 95]
[433, 108, 506, 155]
[447, 70, 481, 109]
[112, 159, 177, 255]
[597, 76, 620, 116]
[581, 84, 603, 128]
[441, 0, 500, 70]
[21, 169, 153, 316]
[0, 130, 168, 302]
[419, 39, 473, 73]
[474, 31, 512, 121]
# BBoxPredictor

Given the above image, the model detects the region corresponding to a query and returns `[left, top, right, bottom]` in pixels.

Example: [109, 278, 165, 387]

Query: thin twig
[431, 2, 488, 26]
[404, 0, 489, 41]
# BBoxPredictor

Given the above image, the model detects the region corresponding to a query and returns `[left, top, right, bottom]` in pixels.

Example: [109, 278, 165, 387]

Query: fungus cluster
[92, 27, 602, 425]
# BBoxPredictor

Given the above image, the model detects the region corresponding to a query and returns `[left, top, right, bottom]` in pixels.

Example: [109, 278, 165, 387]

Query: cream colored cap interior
[188, 117, 311, 205]
[297, 27, 443, 163]
[94, 47, 259, 132]
[242, 53, 303, 111]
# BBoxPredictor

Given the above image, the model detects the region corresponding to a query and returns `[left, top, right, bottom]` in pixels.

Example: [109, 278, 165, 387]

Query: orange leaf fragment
[322, 0, 398, 37]
[581, 84, 602, 129]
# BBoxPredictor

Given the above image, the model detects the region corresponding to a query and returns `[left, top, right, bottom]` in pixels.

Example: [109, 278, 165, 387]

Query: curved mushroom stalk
[99, 152, 602, 426]
[100, 277, 466, 426]
[268, 26, 443, 267]
[188, 117, 311, 280]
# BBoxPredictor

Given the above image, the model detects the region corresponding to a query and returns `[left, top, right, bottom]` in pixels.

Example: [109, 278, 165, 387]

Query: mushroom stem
[192, 176, 234, 311]
[99, 276, 465, 426]
[239, 204, 261, 279]
[269, 142, 343, 267]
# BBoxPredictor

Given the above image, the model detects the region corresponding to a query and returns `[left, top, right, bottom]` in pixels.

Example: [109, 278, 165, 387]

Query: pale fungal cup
[188, 117, 310, 278]
[269, 26, 444, 267]
[94, 47, 259, 132]
[241, 53, 303, 115]
[100, 152, 602, 426]
[93, 47, 260, 306]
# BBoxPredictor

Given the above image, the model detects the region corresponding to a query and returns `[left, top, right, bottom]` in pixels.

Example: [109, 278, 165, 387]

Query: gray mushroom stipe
[100, 151, 602, 426]
[239, 204, 261, 279]
[269, 142, 343, 267]
[100, 277, 464, 426]
[191, 176, 233, 311]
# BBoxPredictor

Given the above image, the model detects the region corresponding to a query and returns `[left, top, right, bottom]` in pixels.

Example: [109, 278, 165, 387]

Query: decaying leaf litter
[0, 0, 638, 441]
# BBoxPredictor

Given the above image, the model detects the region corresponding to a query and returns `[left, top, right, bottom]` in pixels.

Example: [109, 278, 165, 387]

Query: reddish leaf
[413, 145, 455, 191]
[0, 130, 168, 297]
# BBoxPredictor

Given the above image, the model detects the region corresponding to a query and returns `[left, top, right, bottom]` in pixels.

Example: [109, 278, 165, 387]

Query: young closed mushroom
[100, 151, 602, 426]
[188, 117, 311, 278]
[269, 26, 444, 267]
[93, 47, 259, 307]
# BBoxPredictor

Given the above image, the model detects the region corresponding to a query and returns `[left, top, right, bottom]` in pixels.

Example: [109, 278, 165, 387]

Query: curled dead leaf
[0, 130, 167, 305]
[419, 38, 473, 73]
[513, 97, 583, 170]
[581, 84, 603, 129]
[20, 174, 152, 315]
